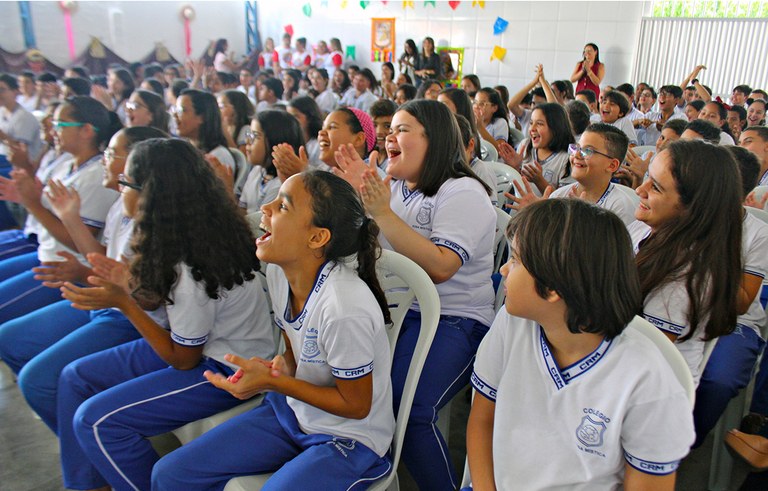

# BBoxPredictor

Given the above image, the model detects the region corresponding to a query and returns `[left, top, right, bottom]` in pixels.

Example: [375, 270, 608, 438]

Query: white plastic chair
[244, 210, 264, 238]
[750, 185, 768, 211]
[613, 183, 640, 208]
[479, 139, 498, 163]
[224, 249, 441, 491]
[746, 206, 768, 225]
[631, 145, 656, 157]
[493, 208, 512, 273]
[484, 161, 524, 210]
[230, 147, 250, 198]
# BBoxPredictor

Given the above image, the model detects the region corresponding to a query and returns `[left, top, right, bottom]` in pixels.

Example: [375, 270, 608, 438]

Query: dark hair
[382, 62, 395, 79]
[348, 64, 360, 73]
[36, 72, 57, 83]
[454, 113, 475, 148]
[262, 77, 284, 100]
[63, 96, 118, 149]
[462, 74, 481, 92]
[120, 126, 170, 151]
[552, 80, 575, 101]
[478, 87, 509, 122]
[128, 62, 143, 80]
[0, 73, 18, 91]
[493, 85, 510, 107]
[727, 145, 760, 197]
[705, 101, 733, 138]
[398, 73, 413, 85]
[751, 90, 768, 100]
[127, 138, 259, 307]
[142, 78, 164, 96]
[221, 89, 255, 144]
[416, 79, 442, 99]
[687, 99, 706, 112]
[69, 65, 90, 79]
[403, 39, 418, 57]
[584, 43, 601, 64]
[179, 89, 228, 153]
[301, 170, 391, 324]
[256, 110, 305, 178]
[315, 68, 329, 82]
[531, 87, 546, 100]
[508, 199, 640, 338]
[134, 89, 170, 132]
[19, 70, 35, 80]
[584, 122, 629, 161]
[729, 105, 748, 130]
[566, 100, 591, 136]
[358, 68, 378, 91]
[283, 70, 302, 100]
[333, 69, 351, 96]
[171, 78, 189, 98]
[744, 126, 768, 141]
[685, 119, 721, 143]
[111, 68, 135, 101]
[615, 83, 635, 99]
[143, 63, 163, 79]
[663, 118, 688, 136]
[61, 77, 91, 96]
[659, 85, 683, 99]
[296, 37, 307, 48]
[602, 90, 629, 118]
[733, 84, 752, 96]
[525, 103, 576, 154]
[396, 84, 417, 103]
[369, 99, 398, 119]
[214, 38, 228, 54]
[637, 140, 742, 341]
[397, 100, 491, 197]
[439, 88, 479, 158]
[576, 89, 597, 105]
[289, 96, 324, 140]
[639, 86, 657, 100]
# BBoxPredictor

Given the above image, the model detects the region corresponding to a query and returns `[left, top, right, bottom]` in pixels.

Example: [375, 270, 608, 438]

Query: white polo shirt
[550, 183, 636, 225]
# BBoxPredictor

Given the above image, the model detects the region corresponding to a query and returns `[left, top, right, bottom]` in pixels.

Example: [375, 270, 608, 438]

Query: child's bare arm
[467, 392, 497, 491]
[624, 463, 676, 491]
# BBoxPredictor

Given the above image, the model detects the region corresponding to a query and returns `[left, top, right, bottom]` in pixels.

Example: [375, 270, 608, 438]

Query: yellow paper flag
[472, 0, 485, 7]
[403, 0, 414, 7]
[341, 0, 348, 8]
[490, 45, 506, 62]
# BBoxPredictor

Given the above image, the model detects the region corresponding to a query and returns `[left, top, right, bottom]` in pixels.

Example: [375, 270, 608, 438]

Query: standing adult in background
[326, 38, 345, 80]
[414, 37, 441, 88]
[398, 39, 418, 86]
[213, 38, 240, 74]
[571, 43, 605, 100]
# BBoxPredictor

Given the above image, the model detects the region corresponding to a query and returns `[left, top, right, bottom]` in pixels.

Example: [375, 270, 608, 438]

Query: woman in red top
[570, 43, 605, 99]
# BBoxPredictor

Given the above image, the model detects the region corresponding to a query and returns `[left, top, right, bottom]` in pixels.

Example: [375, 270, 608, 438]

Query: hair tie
[346, 107, 377, 154]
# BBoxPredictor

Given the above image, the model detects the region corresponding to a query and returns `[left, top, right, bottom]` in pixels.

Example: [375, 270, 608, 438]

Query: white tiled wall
[259, 0, 646, 94]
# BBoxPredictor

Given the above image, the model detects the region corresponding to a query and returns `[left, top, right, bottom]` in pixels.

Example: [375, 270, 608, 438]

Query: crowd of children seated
[0, 30, 768, 490]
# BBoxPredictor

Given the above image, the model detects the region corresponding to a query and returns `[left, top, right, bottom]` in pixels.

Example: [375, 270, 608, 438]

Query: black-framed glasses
[117, 173, 142, 191]
[568, 143, 613, 160]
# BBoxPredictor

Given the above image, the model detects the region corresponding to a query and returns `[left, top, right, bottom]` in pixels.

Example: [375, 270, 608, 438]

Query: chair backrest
[493, 207, 511, 272]
[372, 249, 440, 490]
[485, 160, 524, 209]
[746, 206, 768, 225]
[479, 139, 499, 163]
[632, 145, 656, 157]
[626, 315, 695, 405]
[751, 185, 768, 211]
[614, 183, 640, 207]
[245, 211, 264, 238]
[230, 147, 250, 197]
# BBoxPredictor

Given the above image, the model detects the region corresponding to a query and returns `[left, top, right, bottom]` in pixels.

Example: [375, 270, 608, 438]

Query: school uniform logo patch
[301, 327, 320, 359]
[416, 202, 434, 226]
[576, 415, 606, 447]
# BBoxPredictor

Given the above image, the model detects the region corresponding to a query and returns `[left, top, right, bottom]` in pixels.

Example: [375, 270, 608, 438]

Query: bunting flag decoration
[345, 45, 356, 60]
[472, 0, 485, 7]
[284, 24, 294, 36]
[424, 0, 436, 6]
[302, 3, 312, 16]
[341, 0, 348, 8]
[361, 1, 370, 8]
[403, 1, 414, 8]
[493, 16, 509, 35]
[448, 1, 460, 10]
[490, 45, 506, 62]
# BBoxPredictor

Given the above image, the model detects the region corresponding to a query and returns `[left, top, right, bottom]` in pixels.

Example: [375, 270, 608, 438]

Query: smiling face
[373, 115, 392, 154]
[126, 92, 153, 128]
[120, 157, 142, 218]
[317, 110, 364, 165]
[684, 104, 701, 122]
[740, 130, 768, 165]
[529, 108, 552, 150]
[473, 91, 497, 123]
[173, 95, 203, 139]
[246, 118, 267, 166]
[698, 103, 724, 128]
[102, 131, 129, 190]
[569, 132, 618, 186]
[600, 99, 622, 124]
[385, 110, 428, 187]
[658, 90, 678, 113]
[423, 83, 441, 101]
[635, 150, 683, 231]
[747, 101, 766, 127]
[732, 90, 747, 106]
[638, 90, 655, 112]
[461, 78, 477, 94]
[217, 94, 235, 125]
[656, 127, 681, 153]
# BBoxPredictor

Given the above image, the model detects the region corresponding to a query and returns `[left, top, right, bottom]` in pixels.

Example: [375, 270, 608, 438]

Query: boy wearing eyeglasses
[509, 123, 635, 226]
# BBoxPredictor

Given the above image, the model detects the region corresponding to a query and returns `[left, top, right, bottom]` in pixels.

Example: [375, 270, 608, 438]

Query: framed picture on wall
[371, 18, 395, 62]
[437, 47, 463, 87]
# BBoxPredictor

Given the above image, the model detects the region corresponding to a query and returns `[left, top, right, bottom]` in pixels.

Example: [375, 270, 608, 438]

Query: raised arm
[680, 65, 706, 92]
[508, 65, 542, 119]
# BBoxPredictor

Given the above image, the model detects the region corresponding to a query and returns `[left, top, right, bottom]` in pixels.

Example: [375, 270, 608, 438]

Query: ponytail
[356, 217, 392, 325]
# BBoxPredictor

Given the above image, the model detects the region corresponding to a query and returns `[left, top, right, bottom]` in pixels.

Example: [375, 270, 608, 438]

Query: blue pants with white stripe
[0, 230, 38, 261]
[693, 325, 765, 447]
[0, 252, 62, 324]
[153, 392, 392, 491]
[57, 338, 242, 491]
[0, 301, 139, 433]
[390, 309, 489, 491]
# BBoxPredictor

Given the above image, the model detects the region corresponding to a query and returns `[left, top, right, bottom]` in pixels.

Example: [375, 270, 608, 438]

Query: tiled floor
[0, 362, 754, 490]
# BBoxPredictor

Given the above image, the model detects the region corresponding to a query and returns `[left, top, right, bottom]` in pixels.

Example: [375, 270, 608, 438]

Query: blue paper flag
[493, 16, 509, 35]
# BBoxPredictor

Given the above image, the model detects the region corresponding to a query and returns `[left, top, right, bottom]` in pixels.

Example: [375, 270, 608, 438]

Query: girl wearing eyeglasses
[125, 89, 169, 133]
[55, 138, 275, 491]
[0, 126, 168, 434]
[239, 110, 304, 214]
[0, 96, 119, 325]
[473, 87, 510, 150]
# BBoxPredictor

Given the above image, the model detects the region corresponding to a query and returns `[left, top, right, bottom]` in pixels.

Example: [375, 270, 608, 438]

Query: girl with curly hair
[55, 138, 275, 491]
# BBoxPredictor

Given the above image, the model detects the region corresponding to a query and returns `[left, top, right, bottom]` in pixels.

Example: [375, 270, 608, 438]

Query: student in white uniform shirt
[629, 140, 743, 386]
[255, 77, 284, 113]
[740, 127, 768, 188]
[173, 89, 235, 172]
[468, 198, 694, 490]
[455, 114, 498, 206]
[56, 138, 275, 491]
[277, 32, 294, 74]
[699, 100, 736, 145]
[499, 103, 575, 195]
[15, 71, 39, 113]
[309, 68, 339, 114]
[0, 73, 43, 165]
[599, 90, 638, 145]
[239, 110, 304, 214]
[153, 170, 395, 490]
[0, 127, 168, 433]
[510, 123, 636, 225]
[369, 99, 397, 173]
[340, 100, 496, 490]
[0, 96, 118, 325]
[691, 146, 768, 448]
[340, 69, 379, 113]
[326, 38, 345, 79]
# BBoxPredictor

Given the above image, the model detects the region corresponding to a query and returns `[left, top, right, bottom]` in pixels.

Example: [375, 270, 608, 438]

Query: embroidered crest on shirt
[301, 327, 321, 360]
[576, 408, 611, 457]
[416, 202, 434, 226]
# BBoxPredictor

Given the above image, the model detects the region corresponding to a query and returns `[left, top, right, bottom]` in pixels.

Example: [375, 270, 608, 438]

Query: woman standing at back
[571, 43, 605, 100]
